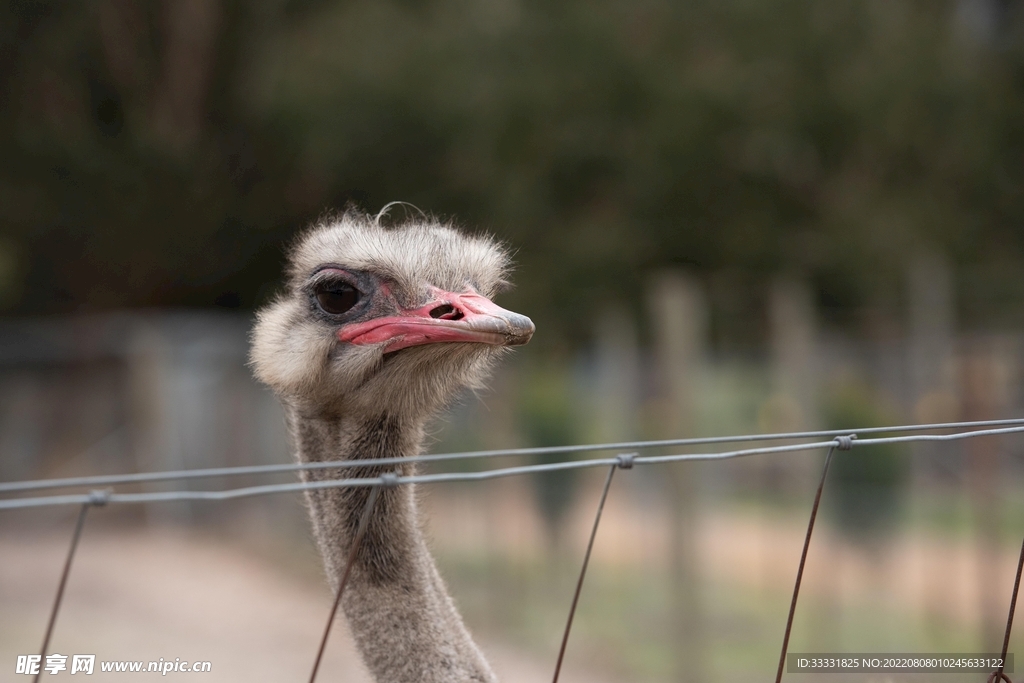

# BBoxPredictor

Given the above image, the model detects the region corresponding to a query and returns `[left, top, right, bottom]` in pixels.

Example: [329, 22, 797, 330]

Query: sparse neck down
[285, 405, 498, 683]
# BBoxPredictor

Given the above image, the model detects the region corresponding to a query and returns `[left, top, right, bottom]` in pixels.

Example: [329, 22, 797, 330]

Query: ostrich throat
[287, 406, 496, 683]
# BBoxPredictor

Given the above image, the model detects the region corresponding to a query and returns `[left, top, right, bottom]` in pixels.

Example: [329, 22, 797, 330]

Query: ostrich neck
[287, 407, 497, 683]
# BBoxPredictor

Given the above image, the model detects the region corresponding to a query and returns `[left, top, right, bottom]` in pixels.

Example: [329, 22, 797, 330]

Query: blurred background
[2, 0, 1024, 680]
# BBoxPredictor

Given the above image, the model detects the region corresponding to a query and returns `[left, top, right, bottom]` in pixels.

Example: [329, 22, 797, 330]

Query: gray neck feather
[286, 406, 498, 683]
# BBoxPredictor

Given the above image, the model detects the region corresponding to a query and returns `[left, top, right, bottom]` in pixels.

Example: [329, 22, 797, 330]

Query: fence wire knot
[834, 434, 857, 451]
[88, 489, 110, 506]
[988, 672, 1012, 683]
[379, 472, 399, 488]
[615, 453, 636, 469]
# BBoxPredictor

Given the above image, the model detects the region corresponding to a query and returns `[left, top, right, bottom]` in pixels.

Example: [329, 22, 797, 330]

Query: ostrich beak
[338, 289, 535, 354]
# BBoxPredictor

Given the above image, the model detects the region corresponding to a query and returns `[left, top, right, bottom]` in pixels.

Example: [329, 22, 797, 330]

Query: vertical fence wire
[308, 482, 384, 683]
[774, 437, 852, 683]
[990, 535, 1024, 683]
[33, 502, 91, 683]
[551, 455, 632, 683]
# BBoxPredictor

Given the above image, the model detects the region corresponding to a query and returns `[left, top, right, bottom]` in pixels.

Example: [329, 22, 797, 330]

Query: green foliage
[3, 0, 1024, 342]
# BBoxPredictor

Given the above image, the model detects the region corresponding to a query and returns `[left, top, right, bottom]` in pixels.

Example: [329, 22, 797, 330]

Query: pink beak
[337, 289, 535, 354]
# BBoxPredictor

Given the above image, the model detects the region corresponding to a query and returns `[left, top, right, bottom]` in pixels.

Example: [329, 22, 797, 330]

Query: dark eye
[315, 282, 360, 315]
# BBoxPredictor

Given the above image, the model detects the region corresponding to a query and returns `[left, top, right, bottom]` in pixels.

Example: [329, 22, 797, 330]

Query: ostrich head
[250, 212, 534, 419]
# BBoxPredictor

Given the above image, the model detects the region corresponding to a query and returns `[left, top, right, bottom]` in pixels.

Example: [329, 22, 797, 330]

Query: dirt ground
[0, 522, 616, 683]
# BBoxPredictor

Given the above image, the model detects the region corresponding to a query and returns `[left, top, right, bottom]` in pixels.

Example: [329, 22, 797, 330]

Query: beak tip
[505, 313, 535, 345]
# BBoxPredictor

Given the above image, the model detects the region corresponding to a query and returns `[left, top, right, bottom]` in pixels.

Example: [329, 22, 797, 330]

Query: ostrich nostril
[429, 303, 464, 320]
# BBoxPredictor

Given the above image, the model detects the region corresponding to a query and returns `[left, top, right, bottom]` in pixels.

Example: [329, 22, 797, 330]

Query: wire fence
[2, 418, 1024, 683]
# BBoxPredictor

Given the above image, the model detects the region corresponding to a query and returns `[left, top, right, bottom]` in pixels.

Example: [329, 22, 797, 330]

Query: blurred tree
[3, 0, 1024, 347]
[0, 0, 300, 313]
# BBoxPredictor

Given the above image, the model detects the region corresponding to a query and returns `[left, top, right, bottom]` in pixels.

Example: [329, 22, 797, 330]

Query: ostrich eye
[315, 282, 360, 315]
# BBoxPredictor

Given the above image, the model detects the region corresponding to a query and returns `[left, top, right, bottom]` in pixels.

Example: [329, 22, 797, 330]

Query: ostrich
[250, 210, 534, 683]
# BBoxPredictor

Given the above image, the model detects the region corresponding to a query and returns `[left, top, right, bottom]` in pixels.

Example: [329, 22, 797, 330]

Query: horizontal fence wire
[2, 421, 1024, 510]
[4, 418, 1023, 497]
